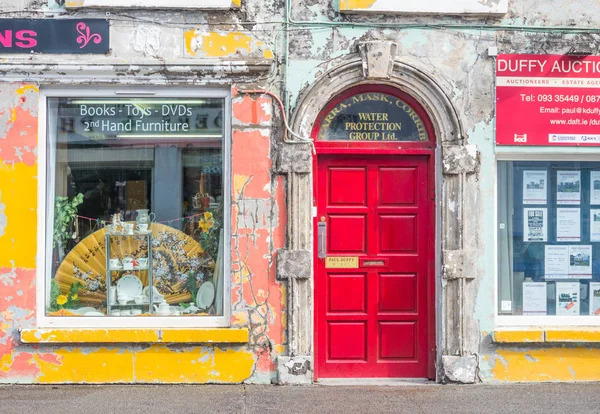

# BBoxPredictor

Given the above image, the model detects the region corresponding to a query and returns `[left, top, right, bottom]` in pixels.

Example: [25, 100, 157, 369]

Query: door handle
[317, 217, 327, 259]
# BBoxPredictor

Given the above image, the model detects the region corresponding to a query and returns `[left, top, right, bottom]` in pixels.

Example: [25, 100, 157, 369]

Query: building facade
[1, 0, 600, 384]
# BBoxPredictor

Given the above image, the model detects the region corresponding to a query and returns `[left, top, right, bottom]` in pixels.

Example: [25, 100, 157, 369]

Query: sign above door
[317, 92, 429, 142]
[0, 19, 109, 54]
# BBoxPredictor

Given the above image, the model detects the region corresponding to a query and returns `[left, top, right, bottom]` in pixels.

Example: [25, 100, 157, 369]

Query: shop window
[42, 89, 229, 325]
[498, 160, 600, 319]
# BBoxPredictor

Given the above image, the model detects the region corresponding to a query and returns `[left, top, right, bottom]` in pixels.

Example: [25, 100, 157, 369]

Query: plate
[196, 281, 215, 310]
[84, 311, 105, 316]
[142, 286, 165, 303]
[117, 274, 143, 297]
[71, 307, 99, 315]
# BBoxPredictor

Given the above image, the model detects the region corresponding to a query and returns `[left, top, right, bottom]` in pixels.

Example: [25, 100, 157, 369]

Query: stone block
[275, 143, 312, 174]
[442, 355, 478, 384]
[276, 355, 312, 385]
[442, 249, 475, 280]
[277, 249, 311, 280]
[442, 145, 478, 175]
[358, 41, 397, 79]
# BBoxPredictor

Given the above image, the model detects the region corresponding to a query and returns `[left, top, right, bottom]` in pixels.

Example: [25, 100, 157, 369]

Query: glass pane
[46, 96, 225, 317]
[317, 93, 428, 142]
[498, 160, 600, 317]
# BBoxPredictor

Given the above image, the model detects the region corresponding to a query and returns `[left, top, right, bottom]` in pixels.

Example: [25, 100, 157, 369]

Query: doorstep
[316, 378, 435, 386]
[19, 328, 249, 344]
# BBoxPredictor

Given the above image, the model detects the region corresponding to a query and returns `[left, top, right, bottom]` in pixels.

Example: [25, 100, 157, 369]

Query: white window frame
[495, 148, 600, 326]
[339, 0, 508, 15]
[36, 86, 232, 329]
[65, 0, 237, 9]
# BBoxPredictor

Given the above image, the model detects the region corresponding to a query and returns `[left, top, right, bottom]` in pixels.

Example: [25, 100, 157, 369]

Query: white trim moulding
[0, 60, 272, 84]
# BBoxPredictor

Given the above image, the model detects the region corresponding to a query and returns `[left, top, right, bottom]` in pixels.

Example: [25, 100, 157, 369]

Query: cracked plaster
[0, 0, 598, 385]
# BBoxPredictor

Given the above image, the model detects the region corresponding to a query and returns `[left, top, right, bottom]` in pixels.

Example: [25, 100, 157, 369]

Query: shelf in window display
[106, 230, 152, 236]
[109, 266, 149, 271]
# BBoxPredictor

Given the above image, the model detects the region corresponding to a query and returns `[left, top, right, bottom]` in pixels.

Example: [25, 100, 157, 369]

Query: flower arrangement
[197, 207, 222, 261]
[198, 211, 215, 233]
[48, 280, 84, 311]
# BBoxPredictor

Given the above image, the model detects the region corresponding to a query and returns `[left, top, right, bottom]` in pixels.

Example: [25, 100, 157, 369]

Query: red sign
[496, 54, 600, 146]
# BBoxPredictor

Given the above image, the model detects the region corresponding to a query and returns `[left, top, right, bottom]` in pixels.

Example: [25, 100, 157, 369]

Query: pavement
[1, 383, 600, 414]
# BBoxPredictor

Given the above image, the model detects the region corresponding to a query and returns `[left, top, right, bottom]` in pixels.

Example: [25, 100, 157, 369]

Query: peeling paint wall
[283, 0, 600, 383]
[2, 0, 600, 384]
[0, 0, 293, 384]
[0, 81, 286, 383]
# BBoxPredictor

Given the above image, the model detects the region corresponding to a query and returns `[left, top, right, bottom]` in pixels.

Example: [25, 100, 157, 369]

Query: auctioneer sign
[496, 54, 600, 146]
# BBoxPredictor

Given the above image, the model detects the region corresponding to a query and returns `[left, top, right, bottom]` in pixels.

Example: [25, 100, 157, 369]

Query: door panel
[315, 154, 433, 379]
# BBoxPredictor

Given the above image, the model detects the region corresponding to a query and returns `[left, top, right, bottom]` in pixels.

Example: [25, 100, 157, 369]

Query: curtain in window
[498, 162, 514, 314]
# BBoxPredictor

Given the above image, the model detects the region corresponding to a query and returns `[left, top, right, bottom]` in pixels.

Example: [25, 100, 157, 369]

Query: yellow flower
[199, 213, 215, 233]
[57, 294, 68, 306]
[199, 219, 215, 233]
[70, 294, 78, 301]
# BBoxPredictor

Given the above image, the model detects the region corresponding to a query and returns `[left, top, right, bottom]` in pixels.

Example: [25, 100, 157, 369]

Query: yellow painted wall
[31, 346, 254, 384]
[490, 347, 600, 382]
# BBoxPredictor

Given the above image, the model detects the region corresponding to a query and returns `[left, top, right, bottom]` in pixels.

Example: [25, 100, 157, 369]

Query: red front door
[314, 154, 434, 379]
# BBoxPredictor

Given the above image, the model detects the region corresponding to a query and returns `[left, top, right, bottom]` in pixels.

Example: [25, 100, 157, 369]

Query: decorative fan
[54, 223, 214, 306]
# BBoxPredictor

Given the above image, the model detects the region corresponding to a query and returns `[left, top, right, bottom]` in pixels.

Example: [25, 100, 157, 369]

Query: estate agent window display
[39, 88, 230, 327]
[498, 160, 600, 322]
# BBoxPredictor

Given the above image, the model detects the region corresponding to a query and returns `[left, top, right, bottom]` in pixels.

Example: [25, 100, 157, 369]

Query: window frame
[496, 149, 600, 326]
[36, 86, 232, 329]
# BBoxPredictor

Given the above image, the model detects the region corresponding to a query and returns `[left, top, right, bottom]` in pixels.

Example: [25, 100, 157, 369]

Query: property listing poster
[556, 207, 581, 242]
[545, 245, 569, 278]
[524, 208, 548, 242]
[590, 282, 600, 315]
[522, 282, 547, 315]
[591, 172, 600, 204]
[557, 171, 581, 205]
[544, 245, 592, 279]
[556, 282, 580, 316]
[523, 170, 547, 204]
[591, 208, 600, 241]
[568, 245, 592, 278]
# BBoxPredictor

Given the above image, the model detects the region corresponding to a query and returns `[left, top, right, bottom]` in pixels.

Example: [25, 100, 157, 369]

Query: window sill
[493, 328, 600, 344]
[20, 328, 248, 344]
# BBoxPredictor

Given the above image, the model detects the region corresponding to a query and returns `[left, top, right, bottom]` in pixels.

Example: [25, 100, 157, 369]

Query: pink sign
[496, 54, 600, 146]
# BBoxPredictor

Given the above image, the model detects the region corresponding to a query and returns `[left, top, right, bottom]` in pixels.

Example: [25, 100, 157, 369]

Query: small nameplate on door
[325, 257, 359, 269]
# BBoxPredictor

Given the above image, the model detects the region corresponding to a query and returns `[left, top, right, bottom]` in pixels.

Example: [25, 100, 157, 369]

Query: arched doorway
[312, 84, 436, 379]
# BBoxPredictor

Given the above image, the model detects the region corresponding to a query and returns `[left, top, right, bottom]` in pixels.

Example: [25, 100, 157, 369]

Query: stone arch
[276, 41, 478, 384]
[290, 42, 464, 146]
